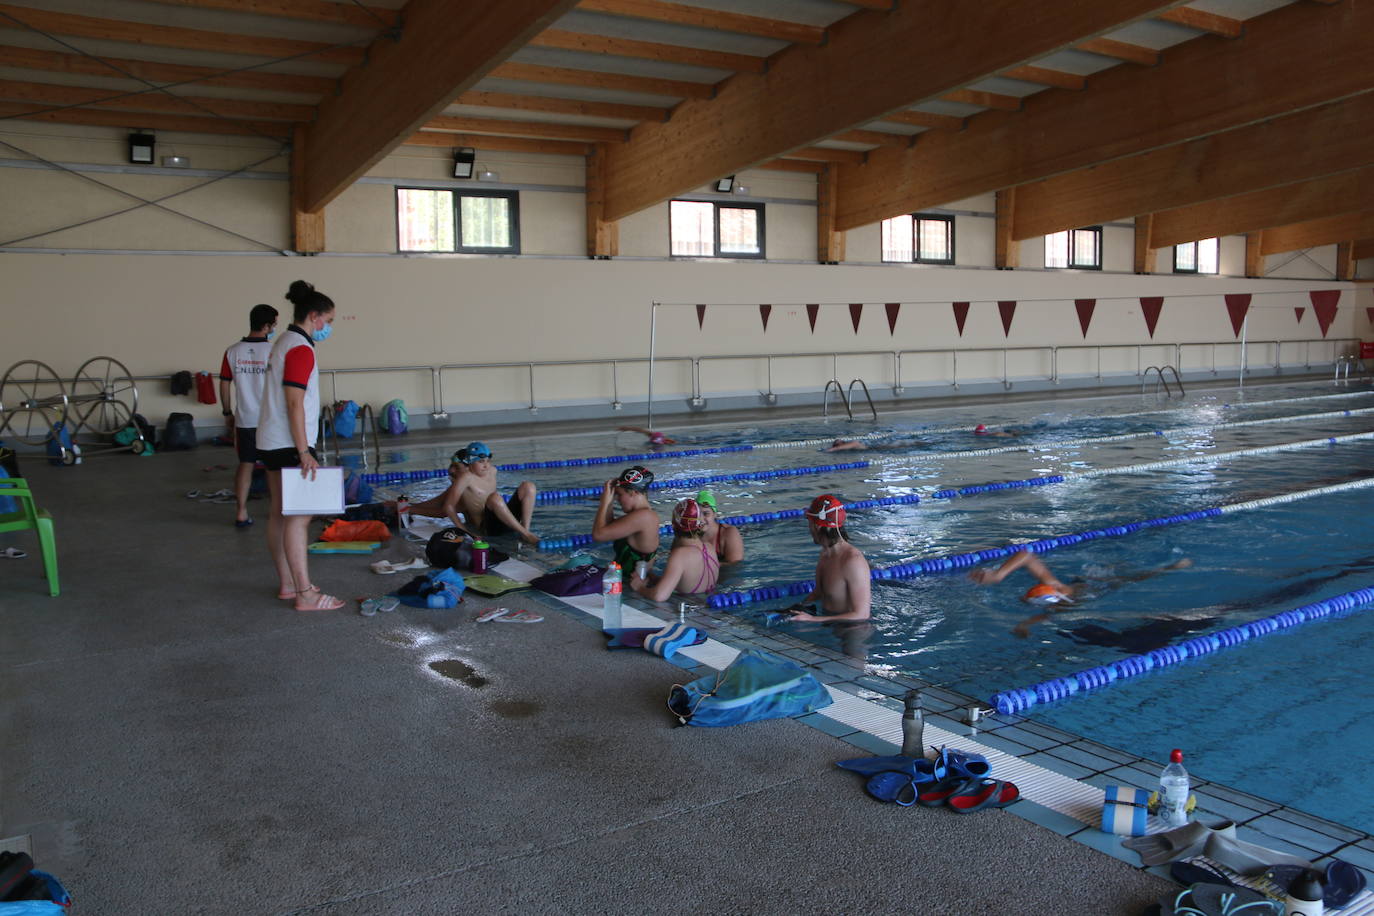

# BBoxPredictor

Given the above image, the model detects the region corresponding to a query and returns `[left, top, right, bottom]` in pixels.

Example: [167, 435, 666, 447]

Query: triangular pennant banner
[849, 303, 863, 334]
[1294, 307, 1306, 324]
[1140, 297, 1164, 338]
[1309, 289, 1341, 338]
[998, 301, 1017, 337]
[759, 304, 772, 332]
[806, 303, 819, 333]
[885, 303, 901, 336]
[952, 302, 970, 337]
[696, 304, 706, 329]
[1074, 299, 1096, 339]
[1224, 293, 1252, 338]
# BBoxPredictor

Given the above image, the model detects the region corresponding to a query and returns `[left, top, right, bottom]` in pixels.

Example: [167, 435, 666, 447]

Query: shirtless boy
[405, 442, 539, 546]
[785, 494, 871, 623]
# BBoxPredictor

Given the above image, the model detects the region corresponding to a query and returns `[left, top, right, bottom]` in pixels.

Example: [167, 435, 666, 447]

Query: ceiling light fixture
[452, 147, 476, 179]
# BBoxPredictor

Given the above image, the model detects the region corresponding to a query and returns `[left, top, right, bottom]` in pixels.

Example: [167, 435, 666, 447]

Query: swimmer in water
[784, 495, 871, 623]
[617, 425, 676, 446]
[968, 549, 1192, 637]
[973, 424, 1020, 438]
[825, 437, 927, 452]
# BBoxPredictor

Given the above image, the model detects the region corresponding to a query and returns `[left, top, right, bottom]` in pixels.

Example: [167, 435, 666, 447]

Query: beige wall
[2, 122, 1371, 431]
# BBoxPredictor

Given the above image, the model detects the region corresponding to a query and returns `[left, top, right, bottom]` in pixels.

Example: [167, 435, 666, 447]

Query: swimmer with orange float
[968, 549, 1192, 638]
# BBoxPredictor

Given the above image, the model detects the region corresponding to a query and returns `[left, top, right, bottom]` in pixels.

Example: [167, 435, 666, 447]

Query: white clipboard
[280, 466, 344, 516]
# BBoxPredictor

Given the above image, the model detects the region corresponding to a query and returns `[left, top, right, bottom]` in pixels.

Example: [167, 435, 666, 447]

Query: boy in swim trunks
[405, 442, 539, 546]
[591, 465, 661, 572]
[630, 498, 719, 600]
[968, 549, 1192, 637]
[785, 494, 872, 623]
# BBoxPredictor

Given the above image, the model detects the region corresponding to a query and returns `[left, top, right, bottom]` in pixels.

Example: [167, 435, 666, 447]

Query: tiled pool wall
[508, 576, 1374, 906]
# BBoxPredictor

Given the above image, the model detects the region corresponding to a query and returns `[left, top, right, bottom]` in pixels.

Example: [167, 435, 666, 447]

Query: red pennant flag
[849, 303, 863, 334]
[1294, 307, 1306, 324]
[952, 302, 970, 336]
[759, 304, 772, 332]
[998, 301, 1017, 337]
[806, 304, 819, 333]
[696, 304, 706, 329]
[885, 303, 901, 336]
[1074, 299, 1096, 339]
[1225, 294, 1252, 337]
[1140, 297, 1164, 338]
[1309, 289, 1341, 338]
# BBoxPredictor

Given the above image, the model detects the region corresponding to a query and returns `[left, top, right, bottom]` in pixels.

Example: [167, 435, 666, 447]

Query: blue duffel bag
[667, 649, 832, 727]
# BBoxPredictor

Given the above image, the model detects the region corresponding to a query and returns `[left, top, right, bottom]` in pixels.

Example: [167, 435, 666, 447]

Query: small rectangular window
[1045, 227, 1102, 270]
[881, 213, 954, 264]
[670, 200, 765, 259]
[396, 187, 519, 254]
[1174, 237, 1219, 274]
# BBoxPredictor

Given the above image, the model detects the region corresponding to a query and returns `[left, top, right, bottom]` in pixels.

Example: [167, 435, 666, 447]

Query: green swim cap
[695, 489, 717, 509]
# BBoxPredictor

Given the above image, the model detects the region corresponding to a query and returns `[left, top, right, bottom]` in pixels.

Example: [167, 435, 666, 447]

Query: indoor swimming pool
[359, 380, 1374, 832]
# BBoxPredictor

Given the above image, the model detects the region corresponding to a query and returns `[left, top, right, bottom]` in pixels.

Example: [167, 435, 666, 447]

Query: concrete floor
[1, 447, 1174, 914]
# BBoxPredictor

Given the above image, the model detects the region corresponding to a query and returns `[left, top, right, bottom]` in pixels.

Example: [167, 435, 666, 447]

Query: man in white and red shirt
[219, 303, 277, 527]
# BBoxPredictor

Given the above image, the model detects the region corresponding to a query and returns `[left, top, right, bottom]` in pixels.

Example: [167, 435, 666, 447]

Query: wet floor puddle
[428, 659, 488, 688]
[489, 699, 541, 719]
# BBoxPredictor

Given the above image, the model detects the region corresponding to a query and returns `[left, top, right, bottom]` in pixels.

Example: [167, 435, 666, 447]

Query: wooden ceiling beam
[831, 0, 894, 9]
[1011, 94, 1374, 240]
[0, 43, 336, 96]
[0, 78, 315, 121]
[599, 0, 1189, 222]
[1353, 239, 1374, 262]
[489, 61, 714, 99]
[940, 88, 1021, 111]
[757, 159, 826, 173]
[425, 115, 626, 143]
[1259, 212, 1374, 255]
[835, 0, 1371, 231]
[0, 100, 285, 138]
[832, 129, 910, 148]
[128, 0, 399, 30]
[0, 3, 364, 66]
[454, 90, 667, 123]
[878, 110, 964, 130]
[302, 0, 579, 213]
[1076, 37, 1159, 66]
[1149, 166, 1374, 249]
[575, 0, 825, 45]
[1003, 65, 1085, 90]
[403, 131, 590, 156]
[1157, 7, 1243, 37]
[784, 147, 867, 164]
[530, 29, 766, 72]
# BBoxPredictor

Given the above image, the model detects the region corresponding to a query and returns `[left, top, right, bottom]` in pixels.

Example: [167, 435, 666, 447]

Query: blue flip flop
[865, 771, 918, 806]
[933, 745, 992, 780]
[837, 755, 942, 782]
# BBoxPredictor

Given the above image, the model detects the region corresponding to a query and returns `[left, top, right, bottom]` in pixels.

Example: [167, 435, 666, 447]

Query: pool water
[365, 381, 1374, 831]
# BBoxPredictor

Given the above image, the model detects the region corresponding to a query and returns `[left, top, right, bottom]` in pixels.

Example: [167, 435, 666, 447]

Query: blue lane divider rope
[989, 584, 1374, 716]
[705, 476, 1374, 609]
[530, 460, 871, 504]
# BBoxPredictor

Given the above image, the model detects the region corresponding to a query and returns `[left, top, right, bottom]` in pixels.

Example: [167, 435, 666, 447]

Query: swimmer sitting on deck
[404, 442, 539, 546]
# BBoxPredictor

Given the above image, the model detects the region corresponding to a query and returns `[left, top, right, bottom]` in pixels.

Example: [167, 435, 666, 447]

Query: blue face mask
[265, 330, 275, 341]
[311, 323, 332, 343]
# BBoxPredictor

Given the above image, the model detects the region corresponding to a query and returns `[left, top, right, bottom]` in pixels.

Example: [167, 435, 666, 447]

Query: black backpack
[161, 413, 198, 450]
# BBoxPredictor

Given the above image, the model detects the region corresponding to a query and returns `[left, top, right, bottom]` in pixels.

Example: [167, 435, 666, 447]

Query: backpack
[161, 413, 198, 450]
[343, 470, 372, 505]
[333, 400, 360, 438]
[667, 649, 833, 727]
[169, 370, 192, 396]
[381, 399, 407, 435]
[425, 530, 508, 570]
[530, 564, 606, 597]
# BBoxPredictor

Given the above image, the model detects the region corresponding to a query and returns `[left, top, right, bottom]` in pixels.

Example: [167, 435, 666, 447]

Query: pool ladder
[1334, 355, 1363, 383]
[1142, 365, 1184, 399]
[318, 402, 381, 469]
[823, 378, 878, 420]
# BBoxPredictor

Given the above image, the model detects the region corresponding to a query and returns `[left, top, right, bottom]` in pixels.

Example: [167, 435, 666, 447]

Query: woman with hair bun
[256, 280, 343, 611]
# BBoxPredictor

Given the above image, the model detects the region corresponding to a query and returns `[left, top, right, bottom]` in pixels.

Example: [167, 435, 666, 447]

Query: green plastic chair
[0, 477, 59, 596]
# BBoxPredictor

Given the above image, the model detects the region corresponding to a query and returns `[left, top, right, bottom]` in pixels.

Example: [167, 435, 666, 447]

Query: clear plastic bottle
[602, 562, 623, 632]
[1159, 749, 1190, 827]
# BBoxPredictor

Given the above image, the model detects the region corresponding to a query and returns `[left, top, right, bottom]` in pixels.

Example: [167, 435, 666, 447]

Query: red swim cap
[806, 494, 846, 528]
[672, 498, 704, 533]
[974, 424, 988, 434]
[1024, 584, 1071, 605]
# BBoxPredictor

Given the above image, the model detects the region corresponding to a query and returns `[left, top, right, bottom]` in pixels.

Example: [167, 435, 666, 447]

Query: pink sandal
[294, 586, 344, 612]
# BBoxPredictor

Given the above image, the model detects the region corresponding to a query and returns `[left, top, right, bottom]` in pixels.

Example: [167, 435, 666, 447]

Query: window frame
[669, 199, 766, 260]
[394, 186, 521, 255]
[1173, 237, 1219, 275]
[1045, 226, 1103, 271]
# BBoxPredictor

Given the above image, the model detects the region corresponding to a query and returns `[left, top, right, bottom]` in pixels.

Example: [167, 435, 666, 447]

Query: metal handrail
[822, 379, 851, 419]
[1142, 366, 1184, 399]
[847, 378, 878, 420]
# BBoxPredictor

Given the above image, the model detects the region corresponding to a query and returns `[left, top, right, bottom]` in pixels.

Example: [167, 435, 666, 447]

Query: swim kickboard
[308, 540, 380, 554]
[463, 573, 531, 596]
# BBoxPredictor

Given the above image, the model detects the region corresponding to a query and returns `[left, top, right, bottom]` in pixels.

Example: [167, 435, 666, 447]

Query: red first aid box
[1361, 342, 1374, 360]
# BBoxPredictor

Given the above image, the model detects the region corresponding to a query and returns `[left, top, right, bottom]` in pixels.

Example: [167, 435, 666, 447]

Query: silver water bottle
[899, 690, 924, 758]
[1285, 871, 1324, 916]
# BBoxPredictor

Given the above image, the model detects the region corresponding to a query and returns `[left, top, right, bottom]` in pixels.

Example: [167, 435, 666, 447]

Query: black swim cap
[617, 466, 654, 492]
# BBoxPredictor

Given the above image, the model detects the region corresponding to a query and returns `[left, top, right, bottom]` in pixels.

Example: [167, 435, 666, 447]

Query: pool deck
[4, 405, 1372, 913]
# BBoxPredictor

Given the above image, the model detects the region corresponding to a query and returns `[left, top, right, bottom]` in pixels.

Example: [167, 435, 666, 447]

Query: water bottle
[1285, 870, 1324, 916]
[470, 540, 489, 574]
[634, 559, 649, 582]
[602, 562, 623, 632]
[899, 690, 925, 758]
[1159, 749, 1190, 827]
